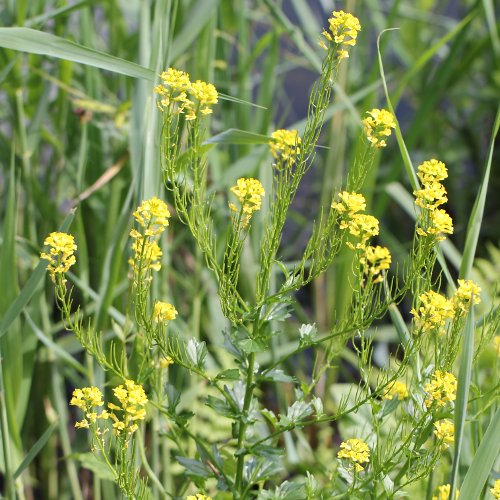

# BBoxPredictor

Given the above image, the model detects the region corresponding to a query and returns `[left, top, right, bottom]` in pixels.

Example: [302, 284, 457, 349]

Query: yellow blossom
[230, 178, 265, 226]
[417, 159, 448, 184]
[108, 380, 148, 437]
[185, 80, 218, 119]
[424, 209, 454, 241]
[40, 232, 77, 282]
[186, 495, 212, 500]
[361, 245, 391, 283]
[132, 197, 170, 236]
[432, 484, 459, 500]
[70, 387, 107, 430]
[453, 279, 481, 313]
[159, 356, 174, 369]
[362, 109, 396, 148]
[382, 381, 409, 401]
[346, 214, 379, 249]
[129, 239, 162, 273]
[491, 479, 500, 499]
[155, 68, 191, 111]
[410, 290, 454, 334]
[320, 11, 361, 59]
[414, 182, 448, 210]
[153, 301, 178, 323]
[433, 419, 454, 449]
[424, 371, 457, 408]
[332, 191, 366, 216]
[269, 129, 301, 163]
[337, 438, 370, 471]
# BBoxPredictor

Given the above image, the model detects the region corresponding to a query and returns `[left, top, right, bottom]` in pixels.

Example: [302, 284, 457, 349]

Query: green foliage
[0, 1, 498, 499]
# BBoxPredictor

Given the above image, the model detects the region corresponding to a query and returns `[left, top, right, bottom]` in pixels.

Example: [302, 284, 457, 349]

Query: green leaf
[214, 369, 241, 381]
[204, 128, 271, 146]
[0, 28, 155, 80]
[458, 408, 500, 499]
[13, 421, 58, 479]
[175, 456, 213, 478]
[76, 453, 115, 481]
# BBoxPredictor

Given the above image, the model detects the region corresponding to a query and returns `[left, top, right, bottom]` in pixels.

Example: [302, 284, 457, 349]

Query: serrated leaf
[175, 456, 212, 478]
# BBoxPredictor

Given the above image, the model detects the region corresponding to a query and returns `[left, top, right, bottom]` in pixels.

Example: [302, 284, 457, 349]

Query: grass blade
[450, 303, 475, 498]
[458, 408, 500, 499]
[459, 104, 500, 279]
[205, 128, 272, 145]
[13, 421, 59, 480]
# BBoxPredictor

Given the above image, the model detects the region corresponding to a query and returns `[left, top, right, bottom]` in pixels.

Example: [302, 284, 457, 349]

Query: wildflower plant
[35, 7, 499, 500]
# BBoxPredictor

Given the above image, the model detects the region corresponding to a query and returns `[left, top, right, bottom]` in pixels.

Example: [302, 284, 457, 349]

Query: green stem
[0, 354, 15, 500]
[234, 351, 256, 496]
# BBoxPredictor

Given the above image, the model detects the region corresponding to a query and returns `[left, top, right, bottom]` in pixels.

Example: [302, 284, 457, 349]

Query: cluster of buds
[229, 177, 265, 227]
[319, 10, 361, 61]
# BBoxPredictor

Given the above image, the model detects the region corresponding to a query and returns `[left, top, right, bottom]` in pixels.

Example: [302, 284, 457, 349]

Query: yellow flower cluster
[159, 356, 174, 369]
[108, 380, 148, 437]
[382, 381, 409, 401]
[337, 438, 370, 471]
[453, 279, 481, 313]
[319, 10, 361, 60]
[40, 232, 77, 283]
[360, 245, 392, 283]
[433, 419, 454, 450]
[491, 479, 500, 499]
[153, 301, 178, 323]
[154, 68, 218, 119]
[70, 387, 108, 429]
[414, 160, 454, 241]
[332, 191, 380, 250]
[362, 109, 396, 148]
[424, 371, 457, 408]
[229, 178, 265, 226]
[269, 129, 301, 164]
[129, 197, 170, 277]
[186, 495, 212, 500]
[432, 484, 459, 500]
[410, 290, 454, 335]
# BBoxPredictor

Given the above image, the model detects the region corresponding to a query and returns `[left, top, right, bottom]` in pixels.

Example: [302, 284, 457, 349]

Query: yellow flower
[186, 80, 218, 118]
[332, 191, 366, 216]
[414, 182, 448, 211]
[320, 11, 361, 59]
[40, 232, 77, 282]
[70, 387, 107, 430]
[433, 419, 454, 449]
[155, 68, 191, 111]
[132, 197, 170, 236]
[417, 159, 448, 184]
[186, 495, 212, 500]
[129, 239, 163, 273]
[337, 438, 370, 471]
[382, 381, 409, 401]
[361, 245, 391, 283]
[153, 301, 178, 323]
[424, 208, 454, 241]
[230, 178, 265, 226]
[159, 356, 174, 369]
[362, 108, 396, 148]
[432, 484, 459, 500]
[424, 371, 457, 408]
[453, 279, 481, 313]
[490, 479, 500, 499]
[346, 213, 379, 249]
[410, 290, 454, 334]
[269, 129, 301, 163]
[108, 380, 148, 437]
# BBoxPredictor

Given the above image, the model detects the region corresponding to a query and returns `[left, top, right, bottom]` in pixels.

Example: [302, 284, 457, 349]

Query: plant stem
[234, 351, 256, 497]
